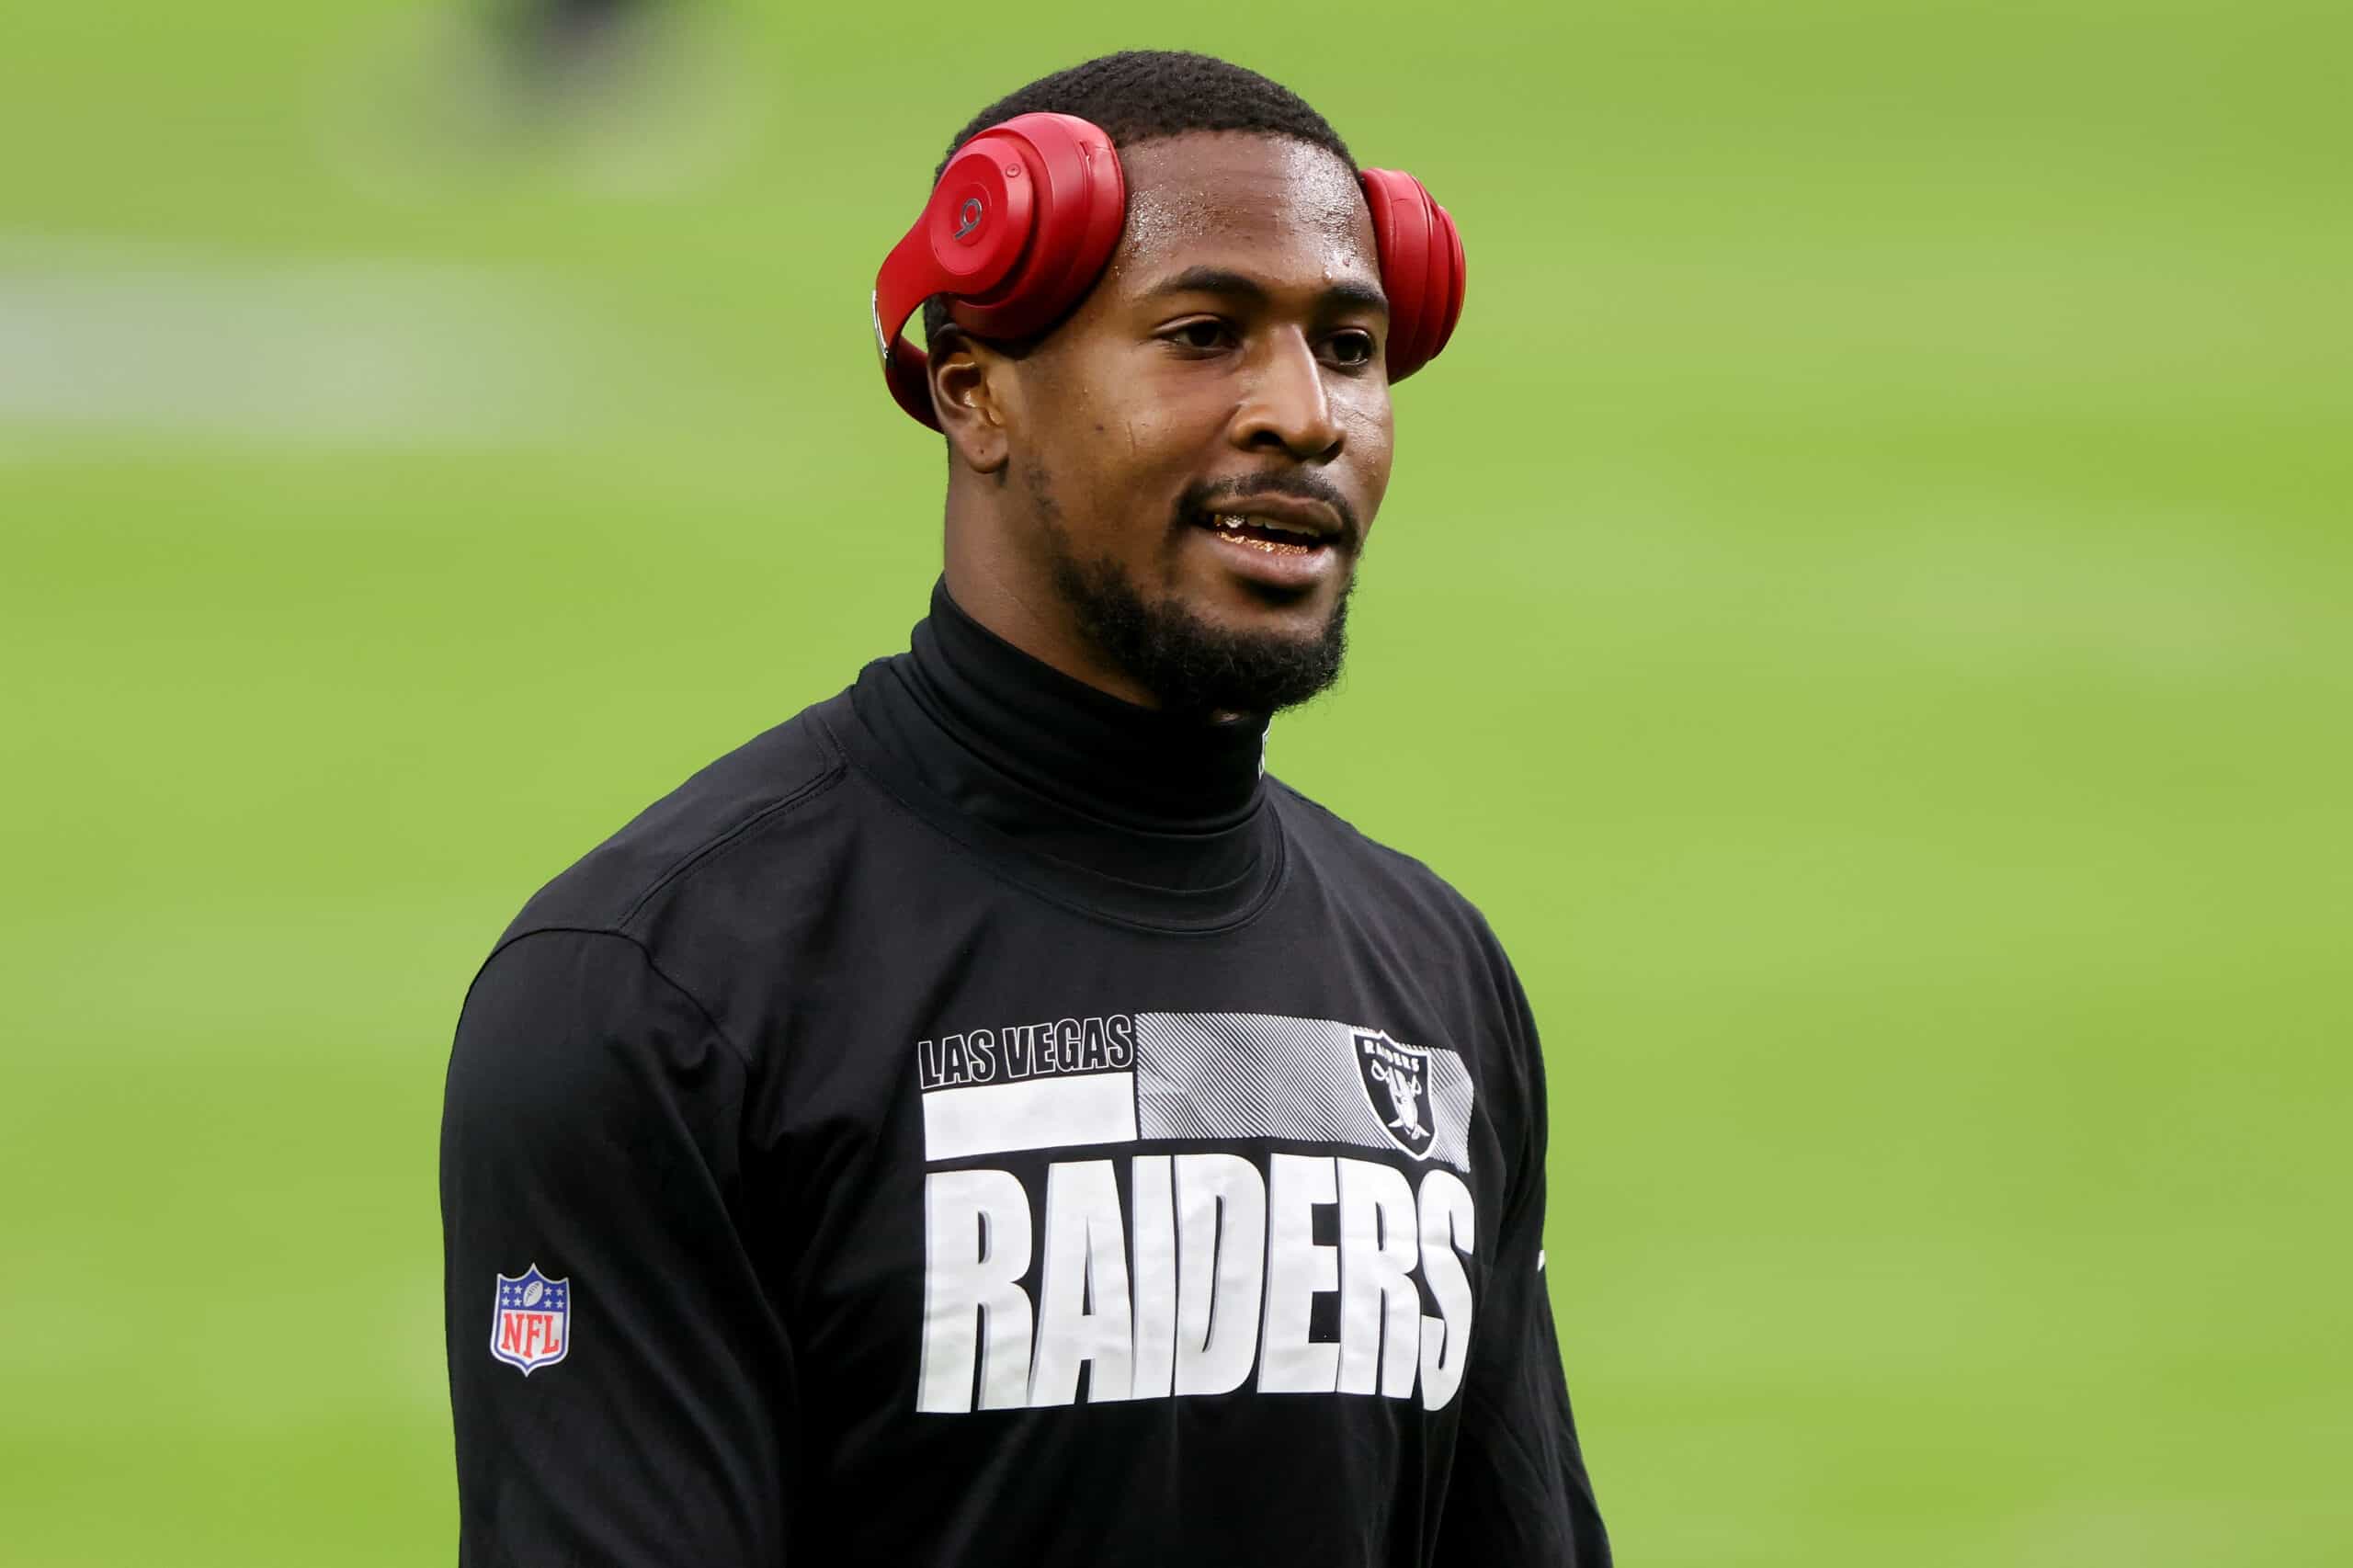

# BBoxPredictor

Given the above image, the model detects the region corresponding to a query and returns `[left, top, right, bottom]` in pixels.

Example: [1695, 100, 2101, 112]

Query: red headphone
[871, 111, 1467, 431]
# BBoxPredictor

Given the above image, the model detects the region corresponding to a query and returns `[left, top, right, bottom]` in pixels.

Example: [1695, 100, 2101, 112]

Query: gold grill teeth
[1204, 513, 1313, 554]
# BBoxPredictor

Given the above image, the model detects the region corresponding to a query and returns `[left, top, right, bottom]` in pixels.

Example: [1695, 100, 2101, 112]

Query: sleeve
[441, 927, 793, 1567]
[1433, 959, 1611, 1567]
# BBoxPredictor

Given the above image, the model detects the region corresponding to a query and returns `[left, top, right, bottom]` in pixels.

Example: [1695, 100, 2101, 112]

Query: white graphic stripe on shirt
[922, 1072, 1141, 1162]
[1132, 1013, 1473, 1172]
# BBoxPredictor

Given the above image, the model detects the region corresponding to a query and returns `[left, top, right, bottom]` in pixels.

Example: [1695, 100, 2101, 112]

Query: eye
[1162, 319, 1234, 354]
[1325, 330, 1378, 368]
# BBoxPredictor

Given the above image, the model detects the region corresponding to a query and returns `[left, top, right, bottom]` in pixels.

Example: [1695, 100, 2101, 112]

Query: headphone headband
[872, 114, 1465, 431]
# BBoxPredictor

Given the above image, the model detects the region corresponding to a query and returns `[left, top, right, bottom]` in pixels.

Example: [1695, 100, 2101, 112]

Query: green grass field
[4, 2, 2348, 1562]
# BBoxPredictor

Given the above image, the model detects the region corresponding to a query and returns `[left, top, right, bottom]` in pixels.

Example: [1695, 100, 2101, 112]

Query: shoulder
[460, 688, 872, 1075]
[497, 690, 857, 949]
[1270, 772, 1524, 1021]
[1267, 777, 1495, 934]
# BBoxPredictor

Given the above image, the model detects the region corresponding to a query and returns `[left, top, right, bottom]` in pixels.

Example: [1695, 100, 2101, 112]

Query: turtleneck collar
[838, 580, 1284, 928]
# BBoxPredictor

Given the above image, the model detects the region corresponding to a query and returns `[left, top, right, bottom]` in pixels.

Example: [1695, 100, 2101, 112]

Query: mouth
[1176, 487, 1354, 596]
[1183, 504, 1350, 596]
[1186, 493, 1347, 563]
[1196, 510, 1328, 556]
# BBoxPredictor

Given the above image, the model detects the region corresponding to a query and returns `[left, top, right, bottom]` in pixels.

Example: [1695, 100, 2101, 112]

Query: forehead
[1108, 132, 1377, 290]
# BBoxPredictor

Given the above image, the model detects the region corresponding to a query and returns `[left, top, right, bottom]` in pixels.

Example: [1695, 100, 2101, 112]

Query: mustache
[1175, 472, 1361, 548]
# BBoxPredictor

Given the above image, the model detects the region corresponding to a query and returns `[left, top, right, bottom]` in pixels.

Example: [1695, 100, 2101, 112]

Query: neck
[920, 576, 1266, 821]
[944, 530, 1171, 710]
[845, 581, 1275, 903]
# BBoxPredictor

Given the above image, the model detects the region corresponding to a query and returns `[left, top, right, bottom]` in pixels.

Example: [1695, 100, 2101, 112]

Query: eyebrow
[1141, 265, 1388, 316]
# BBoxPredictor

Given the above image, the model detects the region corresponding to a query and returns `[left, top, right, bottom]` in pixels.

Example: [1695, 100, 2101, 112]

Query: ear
[929, 331, 1013, 477]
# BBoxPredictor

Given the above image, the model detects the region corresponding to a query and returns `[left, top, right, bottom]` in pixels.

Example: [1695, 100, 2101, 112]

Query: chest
[740, 903, 1510, 1432]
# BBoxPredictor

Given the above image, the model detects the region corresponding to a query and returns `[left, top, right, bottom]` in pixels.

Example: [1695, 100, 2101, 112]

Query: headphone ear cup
[1400, 180, 1447, 376]
[1361, 167, 1465, 381]
[946, 112, 1126, 342]
[1362, 168, 1430, 378]
[873, 112, 1126, 431]
[1434, 198, 1466, 358]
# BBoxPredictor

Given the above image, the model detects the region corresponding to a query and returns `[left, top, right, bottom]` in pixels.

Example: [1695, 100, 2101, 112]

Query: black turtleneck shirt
[441, 584, 1609, 1567]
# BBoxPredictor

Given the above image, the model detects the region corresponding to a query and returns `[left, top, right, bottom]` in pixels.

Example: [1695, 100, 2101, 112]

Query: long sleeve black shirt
[441, 582, 1609, 1565]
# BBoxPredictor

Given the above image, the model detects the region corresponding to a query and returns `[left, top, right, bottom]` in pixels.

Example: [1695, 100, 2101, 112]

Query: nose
[1231, 327, 1344, 462]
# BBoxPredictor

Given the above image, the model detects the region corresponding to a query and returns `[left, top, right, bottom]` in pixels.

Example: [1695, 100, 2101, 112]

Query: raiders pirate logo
[1352, 1029, 1437, 1160]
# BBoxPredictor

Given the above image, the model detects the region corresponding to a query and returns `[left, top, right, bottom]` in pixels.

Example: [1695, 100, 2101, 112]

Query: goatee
[1046, 548, 1353, 718]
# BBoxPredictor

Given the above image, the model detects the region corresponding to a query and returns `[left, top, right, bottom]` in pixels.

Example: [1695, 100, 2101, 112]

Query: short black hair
[919, 51, 1354, 347]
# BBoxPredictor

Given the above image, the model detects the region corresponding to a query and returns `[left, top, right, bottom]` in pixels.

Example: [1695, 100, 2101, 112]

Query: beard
[1045, 546, 1354, 717]
[1028, 472, 1357, 717]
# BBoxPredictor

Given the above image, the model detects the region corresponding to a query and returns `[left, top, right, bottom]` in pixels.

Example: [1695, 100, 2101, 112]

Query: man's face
[994, 131, 1395, 713]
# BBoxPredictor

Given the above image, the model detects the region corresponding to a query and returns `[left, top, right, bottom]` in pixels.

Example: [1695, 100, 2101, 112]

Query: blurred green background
[4, 0, 2347, 1562]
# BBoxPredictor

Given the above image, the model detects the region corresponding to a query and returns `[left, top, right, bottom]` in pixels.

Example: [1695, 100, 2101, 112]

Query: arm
[1434, 968, 1611, 1566]
[441, 928, 792, 1566]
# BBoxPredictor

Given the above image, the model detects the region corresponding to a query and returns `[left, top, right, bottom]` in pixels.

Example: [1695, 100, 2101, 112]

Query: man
[442, 49, 1608, 1566]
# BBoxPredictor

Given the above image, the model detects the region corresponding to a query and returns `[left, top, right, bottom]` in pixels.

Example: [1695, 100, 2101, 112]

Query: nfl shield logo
[491, 1266, 571, 1375]
[1352, 1029, 1437, 1160]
